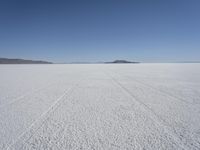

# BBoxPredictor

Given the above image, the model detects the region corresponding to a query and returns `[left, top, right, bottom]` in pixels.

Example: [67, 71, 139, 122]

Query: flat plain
[0, 63, 200, 150]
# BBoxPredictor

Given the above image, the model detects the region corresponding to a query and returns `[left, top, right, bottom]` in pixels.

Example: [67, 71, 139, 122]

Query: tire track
[13, 74, 181, 149]
[104, 71, 189, 150]
[6, 78, 84, 150]
[0, 82, 58, 109]
[128, 75, 199, 105]
[115, 71, 200, 105]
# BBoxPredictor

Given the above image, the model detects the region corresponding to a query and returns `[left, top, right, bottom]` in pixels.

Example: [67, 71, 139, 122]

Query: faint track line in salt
[104, 71, 188, 150]
[0, 82, 58, 109]
[116, 71, 199, 105]
[131, 77, 198, 105]
[134, 78, 200, 105]
[6, 78, 83, 150]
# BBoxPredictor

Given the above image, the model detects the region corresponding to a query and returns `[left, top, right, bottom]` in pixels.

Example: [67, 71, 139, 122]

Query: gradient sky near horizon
[0, 0, 200, 63]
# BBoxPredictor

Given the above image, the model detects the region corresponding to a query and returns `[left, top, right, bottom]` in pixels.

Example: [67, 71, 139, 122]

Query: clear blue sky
[0, 0, 200, 63]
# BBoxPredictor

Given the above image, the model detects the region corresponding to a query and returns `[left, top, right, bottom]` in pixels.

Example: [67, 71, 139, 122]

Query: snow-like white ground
[0, 64, 200, 150]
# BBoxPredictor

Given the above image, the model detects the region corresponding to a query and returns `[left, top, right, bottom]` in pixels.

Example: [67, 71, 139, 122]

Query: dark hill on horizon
[105, 60, 140, 64]
[0, 58, 52, 64]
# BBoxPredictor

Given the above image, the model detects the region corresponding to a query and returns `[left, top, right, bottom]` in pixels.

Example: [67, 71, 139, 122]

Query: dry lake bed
[0, 63, 200, 150]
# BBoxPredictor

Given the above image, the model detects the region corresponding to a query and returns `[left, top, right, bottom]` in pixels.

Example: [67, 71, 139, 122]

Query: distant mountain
[0, 58, 52, 64]
[105, 60, 140, 64]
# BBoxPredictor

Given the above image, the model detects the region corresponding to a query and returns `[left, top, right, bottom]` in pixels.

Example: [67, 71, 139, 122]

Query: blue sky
[0, 0, 200, 63]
